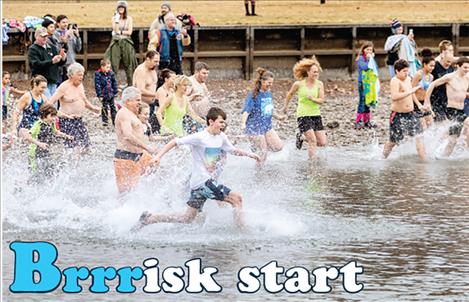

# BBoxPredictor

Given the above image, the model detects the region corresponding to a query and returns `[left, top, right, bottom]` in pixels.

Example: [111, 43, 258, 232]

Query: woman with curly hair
[241, 67, 284, 163]
[281, 56, 326, 159]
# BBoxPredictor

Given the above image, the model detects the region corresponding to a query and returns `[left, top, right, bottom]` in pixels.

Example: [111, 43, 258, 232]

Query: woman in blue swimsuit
[11, 75, 48, 140]
[412, 49, 435, 129]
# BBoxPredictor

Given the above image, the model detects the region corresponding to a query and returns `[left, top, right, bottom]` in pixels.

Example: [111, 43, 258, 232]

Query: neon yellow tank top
[296, 80, 321, 117]
[162, 95, 188, 137]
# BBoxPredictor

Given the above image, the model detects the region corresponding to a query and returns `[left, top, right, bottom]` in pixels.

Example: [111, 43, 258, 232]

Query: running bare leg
[265, 129, 283, 152]
[144, 207, 199, 224]
[223, 192, 245, 229]
[383, 141, 396, 158]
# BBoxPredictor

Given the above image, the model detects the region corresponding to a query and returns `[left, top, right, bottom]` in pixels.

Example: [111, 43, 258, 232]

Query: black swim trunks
[297, 116, 324, 133]
[2, 105, 7, 120]
[187, 179, 231, 211]
[59, 117, 90, 148]
[446, 107, 468, 136]
[413, 101, 431, 119]
[389, 111, 423, 143]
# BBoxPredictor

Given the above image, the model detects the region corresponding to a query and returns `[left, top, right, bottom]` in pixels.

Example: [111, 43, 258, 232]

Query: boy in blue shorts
[136, 107, 260, 229]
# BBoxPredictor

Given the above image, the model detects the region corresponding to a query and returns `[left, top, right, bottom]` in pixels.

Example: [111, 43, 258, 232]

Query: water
[2, 125, 469, 301]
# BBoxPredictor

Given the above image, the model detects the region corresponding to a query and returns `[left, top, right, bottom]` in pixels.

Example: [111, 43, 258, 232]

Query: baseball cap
[35, 27, 48, 37]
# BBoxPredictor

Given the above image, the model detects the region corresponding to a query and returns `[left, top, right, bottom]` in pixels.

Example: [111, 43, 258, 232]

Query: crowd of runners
[2, 2, 469, 229]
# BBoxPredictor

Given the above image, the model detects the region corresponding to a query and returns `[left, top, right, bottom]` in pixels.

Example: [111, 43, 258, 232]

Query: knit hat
[161, 2, 171, 10]
[116, 0, 128, 9]
[41, 17, 55, 29]
[391, 19, 402, 30]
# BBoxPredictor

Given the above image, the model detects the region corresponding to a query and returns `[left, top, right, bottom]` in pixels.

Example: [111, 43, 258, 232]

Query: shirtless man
[183, 62, 211, 134]
[383, 59, 427, 160]
[48, 63, 100, 150]
[114, 87, 158, 194]
[425, 56, 469, 157]
[132, 50, 159, 133]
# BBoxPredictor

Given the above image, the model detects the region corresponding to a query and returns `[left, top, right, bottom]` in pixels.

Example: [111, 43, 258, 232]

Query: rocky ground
[9, 78, 391, 148]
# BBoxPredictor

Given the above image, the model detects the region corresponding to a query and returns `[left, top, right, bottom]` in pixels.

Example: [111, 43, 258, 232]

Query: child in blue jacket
[95, 59, 118, 126]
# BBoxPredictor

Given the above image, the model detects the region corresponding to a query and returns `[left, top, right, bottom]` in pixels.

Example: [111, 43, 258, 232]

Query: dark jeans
[101, 97, 117, 125]
[160, 60, 183, 75]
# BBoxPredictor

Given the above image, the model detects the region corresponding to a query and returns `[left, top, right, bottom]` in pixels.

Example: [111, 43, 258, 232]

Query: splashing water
[2, 122, 468, 301]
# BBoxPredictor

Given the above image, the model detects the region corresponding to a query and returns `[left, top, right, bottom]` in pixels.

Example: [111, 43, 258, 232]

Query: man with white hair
[147, 2, 182, 51]
[48, 63, 101, 150]
[114, 87, 158, 194]
[28, 27, 67, 99]
[154, 12, 191, 74]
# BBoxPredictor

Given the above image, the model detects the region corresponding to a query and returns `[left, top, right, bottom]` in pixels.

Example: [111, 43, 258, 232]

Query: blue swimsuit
[419, 73, 433, 91]
[18, 92, 44, 130]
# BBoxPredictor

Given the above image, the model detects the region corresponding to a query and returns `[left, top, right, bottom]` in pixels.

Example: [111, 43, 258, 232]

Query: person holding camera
[384, 19, 418, 78]
[54, 15, 82, 82]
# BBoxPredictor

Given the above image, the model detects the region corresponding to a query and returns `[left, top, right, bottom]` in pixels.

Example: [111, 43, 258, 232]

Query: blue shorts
[245, 124, 272, 136]
[464, 98, 469, 115]
[2, 105, 7, 120]
[187, 179, 231, 211]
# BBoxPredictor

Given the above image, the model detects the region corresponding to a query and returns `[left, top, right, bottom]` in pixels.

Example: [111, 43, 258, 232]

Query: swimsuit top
[296, 80, 321, 118]
[419, 72, 433, 91]
[162, 95, 188, 137]
[19, 92, 44, 129]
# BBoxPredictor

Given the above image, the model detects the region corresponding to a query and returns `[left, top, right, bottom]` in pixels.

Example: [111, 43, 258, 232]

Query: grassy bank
[3, 1, 468, 27]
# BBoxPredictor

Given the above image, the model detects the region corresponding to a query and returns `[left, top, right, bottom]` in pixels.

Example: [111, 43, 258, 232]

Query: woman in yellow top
[156, 75, 205, 137]
[281, 56, 327, 159]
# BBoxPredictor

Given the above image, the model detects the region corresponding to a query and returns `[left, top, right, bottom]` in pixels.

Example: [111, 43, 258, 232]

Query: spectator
[384, 19, 418, 77]
[155, 13, 191, 75]
[148, 2, 183, 51]
[28, 27, 66, 99]
[95, 59, 118, 126]
[42, 17, 61, 53]
[105, 0, 138, 86]
[244, 0, 257, 16]
[54, 15, 69, 51]
[54, 15, 82, 81]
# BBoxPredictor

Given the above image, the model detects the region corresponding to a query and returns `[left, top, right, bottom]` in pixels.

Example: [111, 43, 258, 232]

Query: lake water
[2, 126, 468, 301]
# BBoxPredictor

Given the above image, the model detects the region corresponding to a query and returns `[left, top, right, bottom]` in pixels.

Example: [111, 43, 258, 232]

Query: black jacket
[28, 43, 65, 84]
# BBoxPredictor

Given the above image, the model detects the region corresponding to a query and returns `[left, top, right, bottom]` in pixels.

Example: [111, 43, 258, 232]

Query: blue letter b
[9, 241, 61, 293]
